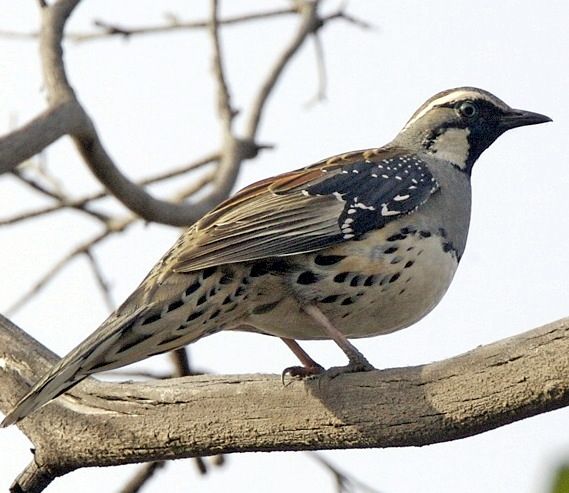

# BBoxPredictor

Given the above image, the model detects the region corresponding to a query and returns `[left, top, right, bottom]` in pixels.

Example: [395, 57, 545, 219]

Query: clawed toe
[281, 364, 325, 383]
[281, 359, 375, 383]
[323, 360, 375, 379]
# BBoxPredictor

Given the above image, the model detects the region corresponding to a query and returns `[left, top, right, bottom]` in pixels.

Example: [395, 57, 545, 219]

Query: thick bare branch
[0, 313, 568, 493]
[32, 0, 250, 226]
[0, 102, 79, 174]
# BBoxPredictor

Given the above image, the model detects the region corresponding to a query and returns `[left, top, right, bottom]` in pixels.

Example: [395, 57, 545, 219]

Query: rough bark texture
[1, 313, 568, 491]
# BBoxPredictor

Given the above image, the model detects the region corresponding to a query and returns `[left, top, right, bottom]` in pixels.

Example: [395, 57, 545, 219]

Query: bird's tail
[1, 306, 156, 427]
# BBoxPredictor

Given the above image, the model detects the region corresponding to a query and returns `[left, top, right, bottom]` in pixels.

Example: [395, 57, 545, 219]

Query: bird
[1, 87, 551, 427]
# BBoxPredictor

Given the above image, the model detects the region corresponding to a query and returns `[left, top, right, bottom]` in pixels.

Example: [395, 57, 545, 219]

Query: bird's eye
[457, 101, 478, 119]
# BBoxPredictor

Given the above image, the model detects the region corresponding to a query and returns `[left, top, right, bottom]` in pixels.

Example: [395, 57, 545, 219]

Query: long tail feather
[1, 307, 149, 427]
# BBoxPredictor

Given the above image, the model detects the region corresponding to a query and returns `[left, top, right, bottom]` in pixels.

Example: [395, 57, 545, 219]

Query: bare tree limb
[1, 313, 568, 492]
[245, 1, 321, 139]
[10, 168, 111, 224]
[0, 102, 79, 174]
[13, 0, 252, 226]
[0, 0, 362, 227]
[0, 153, 218, 226]
[0, 7, 299, 42]
[304, 32, 328, 107]
[6, 219, 133, 315]
[210, 0, 236, 131]
[83, 250, 115, 312]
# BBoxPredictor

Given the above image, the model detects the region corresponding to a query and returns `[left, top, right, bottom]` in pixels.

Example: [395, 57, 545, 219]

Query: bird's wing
[172, 148, 440, 273]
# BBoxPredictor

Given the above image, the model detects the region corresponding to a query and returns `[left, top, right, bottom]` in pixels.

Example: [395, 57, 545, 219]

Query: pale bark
[1, 313, 568, 492]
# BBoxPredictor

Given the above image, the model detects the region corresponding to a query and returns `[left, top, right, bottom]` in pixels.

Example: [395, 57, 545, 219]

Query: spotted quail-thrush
[1, 87, 551, 426]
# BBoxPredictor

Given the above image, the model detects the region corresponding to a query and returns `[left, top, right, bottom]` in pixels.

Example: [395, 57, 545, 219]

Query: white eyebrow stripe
[402, 89, 507, 130]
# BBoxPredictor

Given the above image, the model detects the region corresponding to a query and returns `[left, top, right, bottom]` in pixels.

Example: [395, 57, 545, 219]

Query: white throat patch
[429, 127, 470, 169]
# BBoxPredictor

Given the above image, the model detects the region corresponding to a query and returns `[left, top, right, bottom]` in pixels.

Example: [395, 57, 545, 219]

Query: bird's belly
[242, 227, 459, 340]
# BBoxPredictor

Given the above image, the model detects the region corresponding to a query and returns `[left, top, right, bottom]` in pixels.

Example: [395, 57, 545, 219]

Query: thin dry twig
[304, 32, 328, 107]
[245, 1, 321, 139]
[0, 152, 219, 226]
[10, 168, 111, 224]
[172, 170, 215, 202]
[209, 0, 236, 131]
[117, 461, 166, 493]
[0, 7, 299, 42]
[83, 249, 115, 312]
[30, 0, 239, 226]
[5, 218, 133, 316]
[307, 453, 381, 493]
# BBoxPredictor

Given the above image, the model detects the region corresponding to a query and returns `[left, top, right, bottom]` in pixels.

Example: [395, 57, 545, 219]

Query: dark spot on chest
[387, 233, 407, 242]
[202, 266, 217, 280]
[364, 275, 376, 286]
[186, 310, 204, 322]
[320, 295, 340, 303]
[348, 275, 360, 287]
[333, 272, 349, 283]
[185, 281, 201, 297]
[249, 263, 269, 277]
[208, 309, 221, 320]
[234, 285, 247, 297]
[251, 299, 282, 315]
[389, 273, 401, 283]
[219, 271, 234, 284]
[167, 299, 184, 312]
[314, 254, 346, 266]
[296, 271, 320, 285]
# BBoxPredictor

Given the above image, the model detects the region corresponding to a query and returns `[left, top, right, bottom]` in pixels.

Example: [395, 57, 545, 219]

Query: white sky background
[1, 1, 568, 492]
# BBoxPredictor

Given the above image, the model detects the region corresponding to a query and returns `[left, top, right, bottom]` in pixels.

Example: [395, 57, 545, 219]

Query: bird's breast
[243, 220, 460, 340]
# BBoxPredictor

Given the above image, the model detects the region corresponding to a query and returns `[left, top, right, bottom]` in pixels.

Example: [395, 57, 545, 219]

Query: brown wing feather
[171, 166, 348, 273]
[170, 147, 399, 273]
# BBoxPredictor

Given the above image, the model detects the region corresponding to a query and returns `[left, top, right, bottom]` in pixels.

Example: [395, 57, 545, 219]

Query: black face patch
[434, 98, 508, 173]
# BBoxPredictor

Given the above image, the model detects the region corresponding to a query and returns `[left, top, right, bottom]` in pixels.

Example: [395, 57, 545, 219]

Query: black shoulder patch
[304, 154, 439, 238]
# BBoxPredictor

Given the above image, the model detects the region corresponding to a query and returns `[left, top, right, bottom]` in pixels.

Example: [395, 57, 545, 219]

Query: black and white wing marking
[304, 154, 440, 239]
[171, 151, 439, 272]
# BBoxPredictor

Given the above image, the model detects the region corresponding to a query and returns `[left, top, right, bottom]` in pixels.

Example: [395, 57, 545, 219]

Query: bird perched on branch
[1, 87, 550, 427]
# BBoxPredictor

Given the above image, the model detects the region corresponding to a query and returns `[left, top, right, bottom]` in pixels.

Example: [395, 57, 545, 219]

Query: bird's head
[394, 87, 551, 174]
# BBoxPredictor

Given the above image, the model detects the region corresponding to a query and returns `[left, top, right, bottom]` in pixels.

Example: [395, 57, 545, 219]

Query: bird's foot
[281, 364, 325, 383]
[322, 359, 375, 379]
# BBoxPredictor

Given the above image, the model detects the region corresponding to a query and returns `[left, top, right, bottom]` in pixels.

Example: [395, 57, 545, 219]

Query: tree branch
[0, 7, 299, 42]
[0, 102, 79, 174]
[210, 0, 236, 131]
[14, 0, 256, 227]
[245, 1, 321, 139]
[1, 313, 568, 492]
[0, 152, 218, 226]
